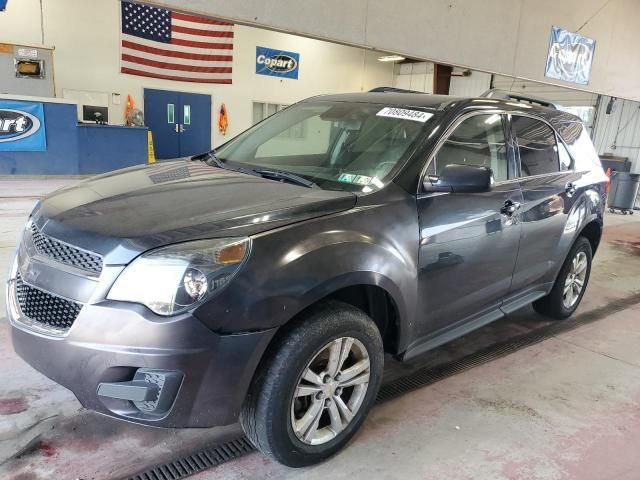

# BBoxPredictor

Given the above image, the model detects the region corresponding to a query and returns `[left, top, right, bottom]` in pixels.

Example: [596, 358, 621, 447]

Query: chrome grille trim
[29, 223, 103, 275]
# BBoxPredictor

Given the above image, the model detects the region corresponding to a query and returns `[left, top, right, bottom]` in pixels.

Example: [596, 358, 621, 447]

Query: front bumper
[9, 300, 275, 427]
[6, 243, 276, 427]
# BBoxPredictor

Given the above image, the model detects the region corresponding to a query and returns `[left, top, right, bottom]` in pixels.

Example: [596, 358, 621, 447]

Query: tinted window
[512, 116, 559, 176]
[558, 141, 574, 170]
[427, 114, 509, 182]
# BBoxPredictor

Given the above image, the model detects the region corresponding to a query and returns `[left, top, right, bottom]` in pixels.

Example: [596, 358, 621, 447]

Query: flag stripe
[122, 66, 233, 83]
[172, 11, 233, 26]
[122, 34, 231, 55]
[122, 61, 232, 79]
[170, 37, 233, 50]
[172, 19, 234, 33]
[172, 25, 234, 38]
[122, 54, 232, 73]
[172, 31, 233, 44]
[122, 40, 233, 62]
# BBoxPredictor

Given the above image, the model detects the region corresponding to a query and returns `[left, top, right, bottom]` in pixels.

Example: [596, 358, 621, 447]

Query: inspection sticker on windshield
[376, 107, 433, 123]
[338, 173, 372, 185]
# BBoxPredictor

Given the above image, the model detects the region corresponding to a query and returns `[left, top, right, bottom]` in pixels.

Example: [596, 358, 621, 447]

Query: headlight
[107, 237, 250, 316]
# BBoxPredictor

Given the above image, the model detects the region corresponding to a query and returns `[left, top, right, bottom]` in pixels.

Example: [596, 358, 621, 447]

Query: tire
[240, 301, 384, 467]
[533, 236, 592, 320]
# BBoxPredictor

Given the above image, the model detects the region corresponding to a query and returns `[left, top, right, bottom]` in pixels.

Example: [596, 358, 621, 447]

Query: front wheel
[240, 301, 384, 467]
[533, 236, 592, 319]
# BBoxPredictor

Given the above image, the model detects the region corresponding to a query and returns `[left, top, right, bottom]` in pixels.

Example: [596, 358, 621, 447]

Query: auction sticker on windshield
[338, 173, 372, 185]
[376, 107, 433, 123]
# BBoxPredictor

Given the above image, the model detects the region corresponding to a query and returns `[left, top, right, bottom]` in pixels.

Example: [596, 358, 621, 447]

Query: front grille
[15, 274, 83, 332]
[30, 223, 103, 275]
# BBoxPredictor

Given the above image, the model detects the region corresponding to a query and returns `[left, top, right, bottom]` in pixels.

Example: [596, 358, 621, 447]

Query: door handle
[174, 123, 179, 133]
[179, 124, 185, 133]
[565, 182, 576, 197]
[500, 199, 521, 216]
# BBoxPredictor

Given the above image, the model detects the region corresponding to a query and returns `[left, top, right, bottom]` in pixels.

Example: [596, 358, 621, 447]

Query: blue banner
[545, 26, 595, 85]
[0, 0, 7, 11]
[0, 101, 47, 152]
[256, 46, 300, 80]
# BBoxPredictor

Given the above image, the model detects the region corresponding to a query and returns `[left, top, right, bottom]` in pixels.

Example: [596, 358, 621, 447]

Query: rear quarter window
[554, 121, 602, 172]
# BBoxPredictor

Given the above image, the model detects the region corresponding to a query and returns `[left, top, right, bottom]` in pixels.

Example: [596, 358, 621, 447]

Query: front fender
[195, 188, 420, 351]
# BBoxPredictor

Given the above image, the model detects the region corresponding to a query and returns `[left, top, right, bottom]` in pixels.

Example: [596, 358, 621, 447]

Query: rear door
[415, 112, 523, 340]
[507, 114, 579, 294]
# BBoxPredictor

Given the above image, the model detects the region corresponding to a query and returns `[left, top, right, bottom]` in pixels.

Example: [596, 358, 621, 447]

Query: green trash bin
[608, 171, 640, 214]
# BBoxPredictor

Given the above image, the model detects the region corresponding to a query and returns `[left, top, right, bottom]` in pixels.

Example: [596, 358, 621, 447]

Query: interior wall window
[426, 113, 509, 182]
[512, 116, 559, 177]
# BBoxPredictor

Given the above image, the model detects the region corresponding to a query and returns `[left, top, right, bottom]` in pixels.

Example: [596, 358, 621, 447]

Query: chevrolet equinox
[7, 88, 608, 467]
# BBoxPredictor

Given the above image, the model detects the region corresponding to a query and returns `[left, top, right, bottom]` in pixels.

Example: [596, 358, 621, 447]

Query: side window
[512, 116, 560, 177]
[557, 140, 574, 171]
[426, 114, 509, 182]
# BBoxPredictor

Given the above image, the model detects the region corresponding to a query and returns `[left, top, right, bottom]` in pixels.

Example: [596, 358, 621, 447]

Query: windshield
[215, 101, 434, 192]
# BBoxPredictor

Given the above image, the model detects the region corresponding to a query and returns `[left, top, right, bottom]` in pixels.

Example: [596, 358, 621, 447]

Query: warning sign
[147, 130, 156, 164]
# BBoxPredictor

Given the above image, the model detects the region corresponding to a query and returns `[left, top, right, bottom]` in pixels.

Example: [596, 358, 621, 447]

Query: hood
[32, 160, 356, 264]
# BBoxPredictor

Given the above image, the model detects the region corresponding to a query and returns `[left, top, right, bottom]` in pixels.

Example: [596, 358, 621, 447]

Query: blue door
[179, 91, 212, 157]
[144, 89, 212, 159]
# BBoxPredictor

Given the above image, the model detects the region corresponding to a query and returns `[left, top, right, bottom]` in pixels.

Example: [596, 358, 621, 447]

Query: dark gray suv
[7, 89, 607, 467]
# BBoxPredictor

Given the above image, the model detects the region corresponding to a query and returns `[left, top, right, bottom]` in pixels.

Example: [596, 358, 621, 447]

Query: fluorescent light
[378, 55, 406, 63]
[484, 114, 501, 125]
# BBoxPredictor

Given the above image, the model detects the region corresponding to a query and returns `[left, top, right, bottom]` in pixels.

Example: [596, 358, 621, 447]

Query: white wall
[0, 0, 394, 147]
[145, 0, 640, 102]
[448, 68, 491, 98]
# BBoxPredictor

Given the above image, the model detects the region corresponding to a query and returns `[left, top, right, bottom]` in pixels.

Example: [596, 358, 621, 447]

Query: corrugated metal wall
[392, 62, 435, 93]
[592, 97, 640, 173]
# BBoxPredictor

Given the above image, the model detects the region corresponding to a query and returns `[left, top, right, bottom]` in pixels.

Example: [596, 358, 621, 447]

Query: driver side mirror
[422, 164, 493, 193]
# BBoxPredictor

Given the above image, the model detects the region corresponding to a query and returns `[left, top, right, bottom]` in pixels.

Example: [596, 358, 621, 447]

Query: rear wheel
[240, 301, 383, 467]
[533, 236, 592, 319]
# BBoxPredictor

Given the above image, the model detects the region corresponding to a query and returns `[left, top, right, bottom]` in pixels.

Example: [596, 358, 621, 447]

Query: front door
[144, 89, 212, 159]
[415, 112, 523, 342]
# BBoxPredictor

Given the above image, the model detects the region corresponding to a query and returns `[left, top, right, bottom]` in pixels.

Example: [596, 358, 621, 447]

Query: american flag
[120, 1, 233, 84]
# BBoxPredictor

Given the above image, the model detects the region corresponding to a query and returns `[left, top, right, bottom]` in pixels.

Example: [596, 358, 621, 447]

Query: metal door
[144, 89, 212, 159]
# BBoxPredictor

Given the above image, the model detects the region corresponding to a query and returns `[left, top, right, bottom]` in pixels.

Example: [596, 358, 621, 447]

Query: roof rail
[480, 88, 559, 109]
[369, 87, 426, 94]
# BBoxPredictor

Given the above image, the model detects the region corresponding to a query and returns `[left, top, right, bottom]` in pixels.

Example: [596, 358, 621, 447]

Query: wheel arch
[579, 219, 602, 254]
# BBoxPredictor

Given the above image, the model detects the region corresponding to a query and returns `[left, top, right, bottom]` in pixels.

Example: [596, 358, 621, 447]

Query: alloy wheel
[563, 251, 588, 309]
[290, 337, 370, 445]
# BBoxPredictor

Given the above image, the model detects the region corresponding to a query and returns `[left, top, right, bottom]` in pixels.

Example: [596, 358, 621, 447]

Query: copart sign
[256, 46, 300, 80]
[0, 101, 47, 152]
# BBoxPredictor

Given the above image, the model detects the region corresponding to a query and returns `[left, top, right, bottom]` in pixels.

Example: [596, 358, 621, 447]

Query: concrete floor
[1, 177, 639, 480]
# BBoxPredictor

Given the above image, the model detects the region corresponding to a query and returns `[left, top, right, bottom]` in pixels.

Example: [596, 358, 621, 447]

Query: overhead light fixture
[378, 55, 406, 63]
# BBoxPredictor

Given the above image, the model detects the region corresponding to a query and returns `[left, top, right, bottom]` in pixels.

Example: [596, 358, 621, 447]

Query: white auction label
[376, 107, 433, 123]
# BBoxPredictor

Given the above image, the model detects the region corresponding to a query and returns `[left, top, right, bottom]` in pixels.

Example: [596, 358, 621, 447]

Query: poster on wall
[545, 26, 595, 85]
[0, 101, 47, 152]
[256, 46, 300, 79]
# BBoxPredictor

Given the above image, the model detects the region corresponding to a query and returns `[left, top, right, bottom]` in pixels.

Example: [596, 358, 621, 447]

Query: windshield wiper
[251, 168, 317, 189]
[194, 150, 226, 168]
[195, 151, 262, 177]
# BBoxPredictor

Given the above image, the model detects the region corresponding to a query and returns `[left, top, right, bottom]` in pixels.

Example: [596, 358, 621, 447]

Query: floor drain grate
[125, 292, 640, 480]
[126, 437, 255, 480]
